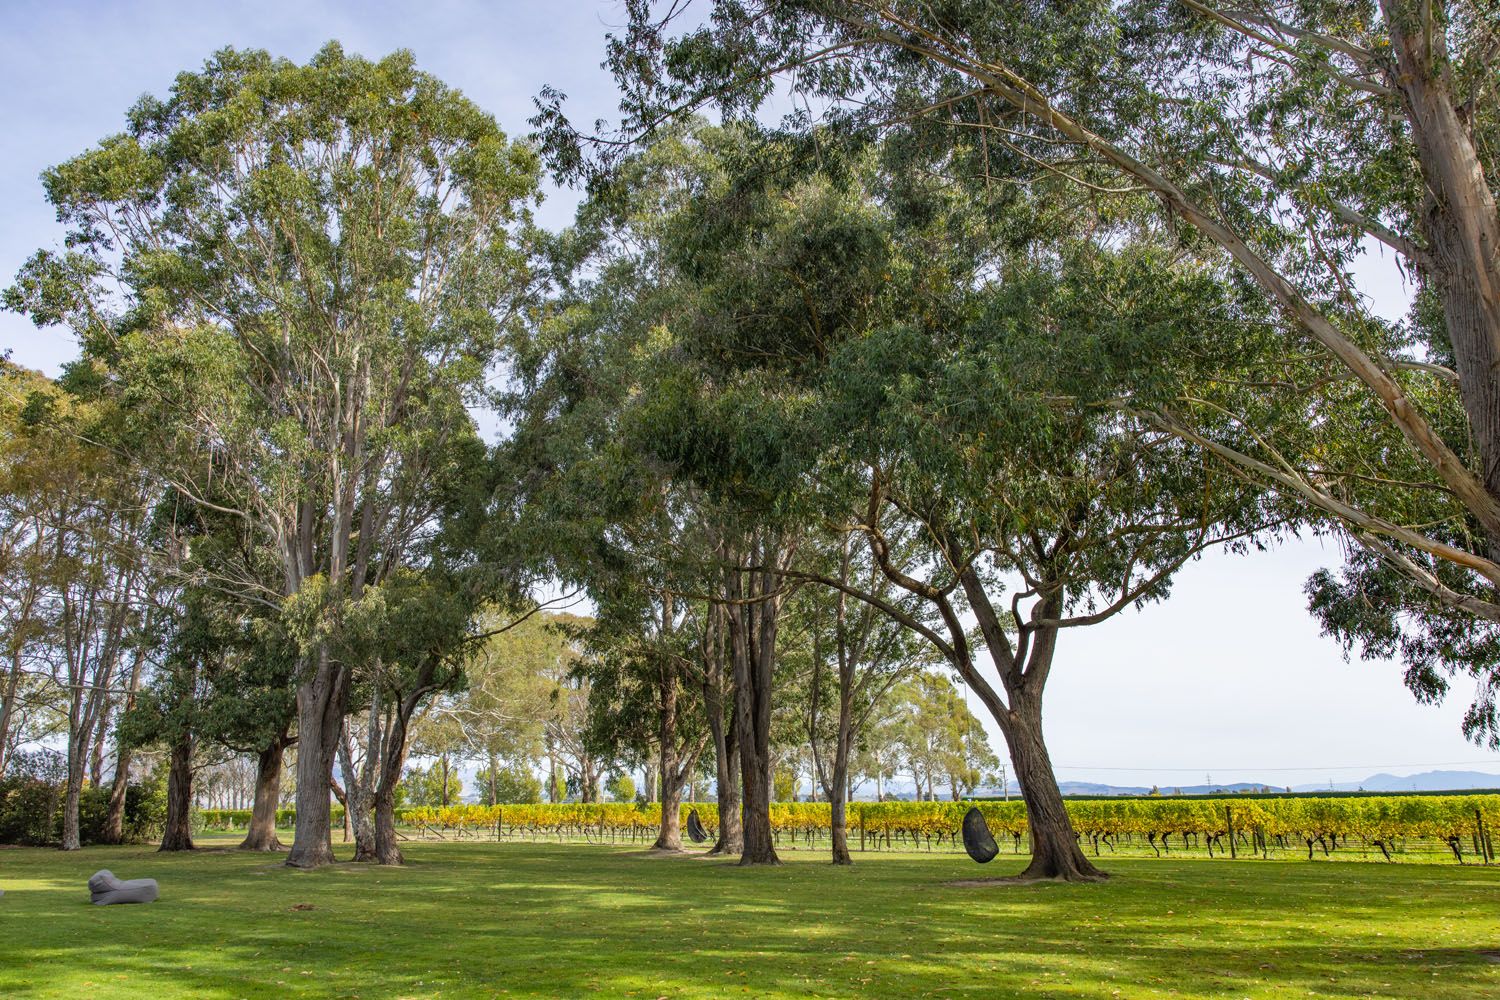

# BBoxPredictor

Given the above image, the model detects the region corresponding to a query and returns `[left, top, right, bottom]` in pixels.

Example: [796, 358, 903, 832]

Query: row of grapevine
[196, 793, 1500, 862]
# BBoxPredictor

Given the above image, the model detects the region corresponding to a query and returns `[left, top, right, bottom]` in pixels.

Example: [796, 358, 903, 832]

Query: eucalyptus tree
[426, 607, 556, 808]
[890, 672, 997, 801]
[8, 45, 542, 867]
[507, 121, 801, 859]
[319, 563, 511, 865]
[800, 242, 1290, 878]
[0, 372, 161, 851]
[179, 504, 299, 851]
[0, 362, 62, 778]
[597, 121, 1286, 879]
[565, 0, 1500, 745]
[792, 531, 935, 861]
[575, 584, 710, 850]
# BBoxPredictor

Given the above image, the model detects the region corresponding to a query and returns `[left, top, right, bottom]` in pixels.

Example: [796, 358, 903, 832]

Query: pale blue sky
[2, 0, 1495, 789]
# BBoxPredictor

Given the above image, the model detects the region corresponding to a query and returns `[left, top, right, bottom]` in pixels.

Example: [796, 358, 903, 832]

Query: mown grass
[2, 832, 1498, 999]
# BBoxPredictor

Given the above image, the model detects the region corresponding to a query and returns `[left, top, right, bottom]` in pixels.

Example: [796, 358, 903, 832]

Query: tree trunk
[1007, 694, 1102, 881]
[655, 767, 686, 851]
[340, 727, 377, 861]
[370, 701, 417, 866]
[828, 710, 853, 864]
[653, 667, 685, 851]
[829, 757, 851, 865]
[102, 747, 132, 845]
[546, 742, 560, 803]
[371, 781, 404, 865]
[708, 705, 743, 855]
[101, 649, 144, 845]
[286, 649, 345, 868]
[60, 758, 84, 851]
[1384, 3, 1500, 557]
[0, 649, 22, 778]
[239, 737, 287, 851]
[159, 732, 195, 852]
[88, 705, 109, 788]
[736, 705, 776, 865]
[725, 534, 790, 866]
[731, 625, 777, 865]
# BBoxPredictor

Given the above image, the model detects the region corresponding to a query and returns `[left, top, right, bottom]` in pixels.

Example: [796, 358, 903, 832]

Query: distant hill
[968, 770, 1500, 798]
[1052, 781, 1279, 797]
[1291, 770, 1500, 793]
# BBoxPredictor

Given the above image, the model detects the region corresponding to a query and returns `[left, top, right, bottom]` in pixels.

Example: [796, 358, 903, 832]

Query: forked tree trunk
[239, 737, 287, 851]
[725, 533, 792, 866]
[371, 717, 415, 866]
[701, 598, 742, 855]
[159, 733, 195, 852]
[286, 649, 345, 868]
[732, 634, 778, 865]
[736, 720, 776, 865]
[339, 721, 377, 861]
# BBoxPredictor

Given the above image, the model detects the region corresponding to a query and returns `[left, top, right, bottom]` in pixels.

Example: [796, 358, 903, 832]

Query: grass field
[2, 833, 1498, 999]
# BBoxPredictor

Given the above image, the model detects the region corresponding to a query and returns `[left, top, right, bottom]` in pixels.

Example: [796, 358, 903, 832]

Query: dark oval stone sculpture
[686, 808, 709, 844]
[962, 806, 999, 863]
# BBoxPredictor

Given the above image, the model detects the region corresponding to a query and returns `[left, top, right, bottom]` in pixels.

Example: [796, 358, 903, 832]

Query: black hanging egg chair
[686, 808, 710, 844]
[962, 806, 999, 863]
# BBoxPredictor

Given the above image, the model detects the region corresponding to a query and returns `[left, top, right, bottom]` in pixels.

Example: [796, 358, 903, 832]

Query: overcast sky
[3, 0, 1496, 789]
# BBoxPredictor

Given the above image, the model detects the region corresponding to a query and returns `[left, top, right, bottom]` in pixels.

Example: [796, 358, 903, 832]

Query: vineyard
[197, 793, 1500, 864]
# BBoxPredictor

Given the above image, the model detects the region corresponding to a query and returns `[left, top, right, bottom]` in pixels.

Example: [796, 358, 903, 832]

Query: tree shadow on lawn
[1, 844, 1497, 999]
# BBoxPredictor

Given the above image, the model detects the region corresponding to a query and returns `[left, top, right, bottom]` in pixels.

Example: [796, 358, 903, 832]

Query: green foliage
[0, 777, 59, 846]
[584, 0, 1500, 750]
[605, 772, 636, 803]
[401, 760, 464, 807]
[773, 769, 801, 803]
[475, 762, 543, 805]
[0, 770, 166, 846]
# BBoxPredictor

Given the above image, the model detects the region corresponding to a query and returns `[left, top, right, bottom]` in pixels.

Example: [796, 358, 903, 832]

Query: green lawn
[2, 834, 1498, 999]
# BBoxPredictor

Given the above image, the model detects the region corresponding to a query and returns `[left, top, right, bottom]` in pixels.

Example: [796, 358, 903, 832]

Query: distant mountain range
[1003, 770, 1500, 797]
[1292, 770, 1500, 793]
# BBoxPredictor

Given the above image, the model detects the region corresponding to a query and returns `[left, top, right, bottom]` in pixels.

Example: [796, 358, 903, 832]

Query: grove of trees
[3, 1, 1496, 883]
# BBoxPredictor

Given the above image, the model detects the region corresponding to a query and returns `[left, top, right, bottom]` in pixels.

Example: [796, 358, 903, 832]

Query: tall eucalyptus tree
[8, 45, 541, 866]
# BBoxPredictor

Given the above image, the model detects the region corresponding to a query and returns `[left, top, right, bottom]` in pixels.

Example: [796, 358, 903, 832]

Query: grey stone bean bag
[89, 869, 158, 905]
